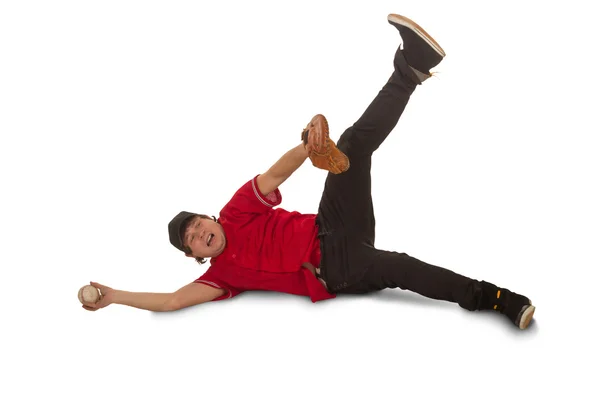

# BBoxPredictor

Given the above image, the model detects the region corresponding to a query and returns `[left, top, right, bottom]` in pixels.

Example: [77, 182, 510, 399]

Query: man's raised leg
[317, 14, 446, 237]
[316, 14, 447, 291]
[336, 13, 446, 160]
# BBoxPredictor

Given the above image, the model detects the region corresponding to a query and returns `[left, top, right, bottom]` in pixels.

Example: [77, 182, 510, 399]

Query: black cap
[168, 211, 198, 253]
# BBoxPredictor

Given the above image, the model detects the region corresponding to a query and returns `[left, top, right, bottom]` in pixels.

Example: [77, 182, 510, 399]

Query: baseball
[78, 285, 101, 304]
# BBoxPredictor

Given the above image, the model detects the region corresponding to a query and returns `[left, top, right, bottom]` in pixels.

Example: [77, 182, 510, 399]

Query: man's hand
[301, 114, 350, 174]
[81, 282, 115, 311]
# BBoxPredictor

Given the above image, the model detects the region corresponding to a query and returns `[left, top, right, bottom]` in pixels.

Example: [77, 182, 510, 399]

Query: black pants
[316, 48, 483, 311]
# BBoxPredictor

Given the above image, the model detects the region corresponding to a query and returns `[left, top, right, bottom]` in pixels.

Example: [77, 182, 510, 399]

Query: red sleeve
[193, 266, 243, 301]
[219, 175, 282, 221]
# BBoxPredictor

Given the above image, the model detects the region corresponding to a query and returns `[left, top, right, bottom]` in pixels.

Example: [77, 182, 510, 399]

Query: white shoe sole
[387, 14, 446, 58]
[519, 305, 536, 329]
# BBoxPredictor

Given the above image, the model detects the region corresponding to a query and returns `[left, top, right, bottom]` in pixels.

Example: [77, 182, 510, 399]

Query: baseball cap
[168, 211, 198, 253]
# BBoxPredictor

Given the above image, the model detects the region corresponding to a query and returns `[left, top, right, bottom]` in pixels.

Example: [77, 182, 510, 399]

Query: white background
[1, 0, 599, 398]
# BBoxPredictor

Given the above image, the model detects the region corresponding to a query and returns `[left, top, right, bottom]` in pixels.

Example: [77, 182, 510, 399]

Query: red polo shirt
[193, 174, 336, 303]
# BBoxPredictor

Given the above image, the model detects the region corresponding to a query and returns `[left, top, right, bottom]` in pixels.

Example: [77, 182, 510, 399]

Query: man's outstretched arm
[80, 281, 226, 312]
[256, 143, 308, 195]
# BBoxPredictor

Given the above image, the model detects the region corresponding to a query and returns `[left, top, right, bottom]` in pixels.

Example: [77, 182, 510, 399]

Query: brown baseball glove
[301, 114, 350, 174]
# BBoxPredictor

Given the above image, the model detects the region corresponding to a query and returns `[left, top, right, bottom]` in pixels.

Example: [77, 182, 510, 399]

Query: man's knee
[336, 128, 353, 154]
[336, 127, 374, 160]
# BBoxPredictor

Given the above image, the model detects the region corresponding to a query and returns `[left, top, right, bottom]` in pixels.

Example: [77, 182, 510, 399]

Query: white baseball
[78, 285, 101, 304]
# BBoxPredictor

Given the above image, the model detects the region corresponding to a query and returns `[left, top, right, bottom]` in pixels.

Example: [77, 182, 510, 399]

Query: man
[82, 13, 536, 330]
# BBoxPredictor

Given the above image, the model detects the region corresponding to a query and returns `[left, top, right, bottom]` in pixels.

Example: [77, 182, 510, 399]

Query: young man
[83, 13, 535, 330]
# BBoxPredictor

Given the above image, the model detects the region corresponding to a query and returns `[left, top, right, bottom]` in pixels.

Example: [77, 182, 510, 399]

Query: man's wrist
[109, 289, 124, 305]
[296, 142, 309, 158]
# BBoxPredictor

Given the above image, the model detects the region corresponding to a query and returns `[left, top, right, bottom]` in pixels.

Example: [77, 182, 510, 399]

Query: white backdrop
[1, 0, 599, 399]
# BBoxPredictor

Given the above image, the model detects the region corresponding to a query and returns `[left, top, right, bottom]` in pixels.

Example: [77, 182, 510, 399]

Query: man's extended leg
[339, 248, 536, 329]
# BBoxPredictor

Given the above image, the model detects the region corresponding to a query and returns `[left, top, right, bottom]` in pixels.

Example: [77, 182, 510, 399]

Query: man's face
[182, 216, 227, 259]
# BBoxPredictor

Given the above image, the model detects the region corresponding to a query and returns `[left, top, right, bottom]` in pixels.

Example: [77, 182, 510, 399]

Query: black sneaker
[387, 14, 446, 78]
[481, 281, 536, 329]
[502, 290, 536, 330]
